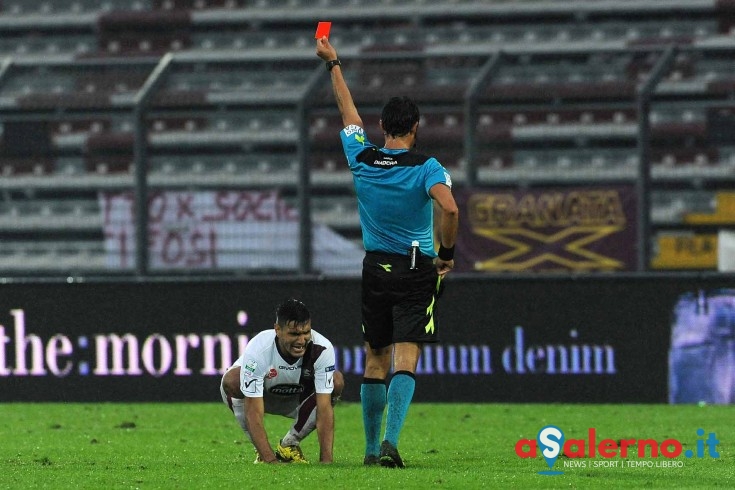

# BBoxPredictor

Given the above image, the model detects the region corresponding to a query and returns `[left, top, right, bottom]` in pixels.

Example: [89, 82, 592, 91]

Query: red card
[315, 21, 332, 39]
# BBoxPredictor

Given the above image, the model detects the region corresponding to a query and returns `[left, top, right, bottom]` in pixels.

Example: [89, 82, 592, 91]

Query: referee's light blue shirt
[340, 124, 452, 257]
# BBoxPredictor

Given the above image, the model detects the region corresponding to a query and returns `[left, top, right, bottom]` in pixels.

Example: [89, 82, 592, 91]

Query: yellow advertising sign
[651, 234, 718, 269]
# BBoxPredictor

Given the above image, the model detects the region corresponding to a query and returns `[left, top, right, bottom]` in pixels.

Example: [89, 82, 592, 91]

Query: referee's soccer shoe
[379, 440, 405, 468]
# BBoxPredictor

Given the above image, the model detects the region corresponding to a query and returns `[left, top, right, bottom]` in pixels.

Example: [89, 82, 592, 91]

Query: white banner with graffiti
[98, 190, 362, 275]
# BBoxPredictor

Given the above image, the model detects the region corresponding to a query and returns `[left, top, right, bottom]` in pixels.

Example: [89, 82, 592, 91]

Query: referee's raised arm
[316, 37, 363, 128]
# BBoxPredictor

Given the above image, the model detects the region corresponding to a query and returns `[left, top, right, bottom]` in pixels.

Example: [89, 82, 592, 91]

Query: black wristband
[438, 244, 455, 261]
[325, 59, 341, 71]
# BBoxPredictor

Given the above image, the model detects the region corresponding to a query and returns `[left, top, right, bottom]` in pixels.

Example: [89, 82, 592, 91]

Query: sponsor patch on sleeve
[325, 365, 336, 372]
[244, 359, 258, 374]
[343, 125, 363, 137]
[243, 378, 258, 394]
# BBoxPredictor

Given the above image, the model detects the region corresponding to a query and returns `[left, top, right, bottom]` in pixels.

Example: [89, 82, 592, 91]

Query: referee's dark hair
[381, 96, 420, 138]
[275, 298, 311, 327]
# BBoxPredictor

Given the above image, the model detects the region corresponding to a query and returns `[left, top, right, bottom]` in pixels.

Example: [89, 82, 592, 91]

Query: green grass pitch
[0, 402, 732, 489]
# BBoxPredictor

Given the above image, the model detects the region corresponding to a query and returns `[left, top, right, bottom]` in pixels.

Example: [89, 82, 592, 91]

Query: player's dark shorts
[361, 251, 444, 349]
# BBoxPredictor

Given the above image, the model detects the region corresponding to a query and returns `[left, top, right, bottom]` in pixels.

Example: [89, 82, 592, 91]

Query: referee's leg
[383, 341, 420, 448]
[377, 342, 420, 468]
[361, 344, 391, 463]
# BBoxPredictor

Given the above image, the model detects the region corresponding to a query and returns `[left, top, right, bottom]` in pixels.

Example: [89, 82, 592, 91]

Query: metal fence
[1, 39, 735, 276]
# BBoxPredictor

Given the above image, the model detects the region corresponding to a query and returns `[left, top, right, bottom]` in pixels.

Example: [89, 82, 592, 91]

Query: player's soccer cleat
[379, 440, 405, 469]
[253, 449, 264, 464]
[363, 455, 380, 465]
[276, 441, 309, 464]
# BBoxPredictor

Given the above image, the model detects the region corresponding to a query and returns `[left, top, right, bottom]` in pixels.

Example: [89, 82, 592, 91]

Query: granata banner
[455, 185, 638, 273]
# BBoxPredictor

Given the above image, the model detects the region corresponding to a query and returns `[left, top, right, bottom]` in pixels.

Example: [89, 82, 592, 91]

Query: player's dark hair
[381, 96, 420, 138]
[275, 298, 310, 327]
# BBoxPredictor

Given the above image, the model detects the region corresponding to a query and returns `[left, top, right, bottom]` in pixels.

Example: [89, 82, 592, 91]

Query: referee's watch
[325, 59, 341, 71]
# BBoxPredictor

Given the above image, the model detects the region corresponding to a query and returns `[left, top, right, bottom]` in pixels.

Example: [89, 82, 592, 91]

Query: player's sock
[280, 433, 300, 447]
[383, 371, 416, 447]
[281, 395, 318, 447]
[361, 378, 387, 457]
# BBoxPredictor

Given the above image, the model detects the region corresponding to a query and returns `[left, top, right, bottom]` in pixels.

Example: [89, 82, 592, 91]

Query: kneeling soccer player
[220, 299, 344, 464]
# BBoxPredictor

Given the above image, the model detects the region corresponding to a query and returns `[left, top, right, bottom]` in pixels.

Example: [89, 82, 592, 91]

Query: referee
[317, 37, 459, 468]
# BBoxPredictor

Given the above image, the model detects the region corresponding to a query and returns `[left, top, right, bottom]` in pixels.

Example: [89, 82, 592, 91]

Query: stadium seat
[96, 10, 194, 55]
[0, 198, 101, 231]
[1, 0, 734, 275]
[0, 158, 54, 176]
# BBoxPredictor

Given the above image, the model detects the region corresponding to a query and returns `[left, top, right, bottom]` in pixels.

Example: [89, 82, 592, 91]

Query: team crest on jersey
[265, 367, 278, 379]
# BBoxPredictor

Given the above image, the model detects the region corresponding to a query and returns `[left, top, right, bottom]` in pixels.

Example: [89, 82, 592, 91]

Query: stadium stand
[1, 0, 735, 274]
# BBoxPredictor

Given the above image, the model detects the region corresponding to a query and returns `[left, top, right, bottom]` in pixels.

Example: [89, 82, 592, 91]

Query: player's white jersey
[232, 329, 336, 412]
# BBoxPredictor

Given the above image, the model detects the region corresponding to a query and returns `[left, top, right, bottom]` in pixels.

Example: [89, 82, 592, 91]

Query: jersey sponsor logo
[325, 365, 336, 372]
[279, 365, 299, 370]
[244, 359, 257, 374]
[269, 384, 304, 396]
[371, 157, 398, 167]
[344, 125, 363, 137]
[444, 171, 453, 188]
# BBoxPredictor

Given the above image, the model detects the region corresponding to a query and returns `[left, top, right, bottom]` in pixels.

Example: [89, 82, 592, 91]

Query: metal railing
[1, 41, 735, 276]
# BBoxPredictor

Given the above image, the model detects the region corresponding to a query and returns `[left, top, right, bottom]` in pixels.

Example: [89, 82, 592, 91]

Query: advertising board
[1, 276, 732, 403]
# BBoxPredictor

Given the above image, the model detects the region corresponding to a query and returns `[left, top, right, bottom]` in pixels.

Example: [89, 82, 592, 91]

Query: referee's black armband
[438, 244, 455, 261]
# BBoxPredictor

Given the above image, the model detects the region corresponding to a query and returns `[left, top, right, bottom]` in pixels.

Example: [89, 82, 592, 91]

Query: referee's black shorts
[361, 251, 443, 349]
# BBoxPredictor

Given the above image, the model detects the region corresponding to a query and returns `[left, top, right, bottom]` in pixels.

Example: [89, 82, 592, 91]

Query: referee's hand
[316, 37, 337, 61]
[435, 258, 454, 276]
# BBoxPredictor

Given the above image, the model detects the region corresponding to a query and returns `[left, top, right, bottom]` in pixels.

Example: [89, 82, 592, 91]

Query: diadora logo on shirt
[372, 157, 398, 167]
